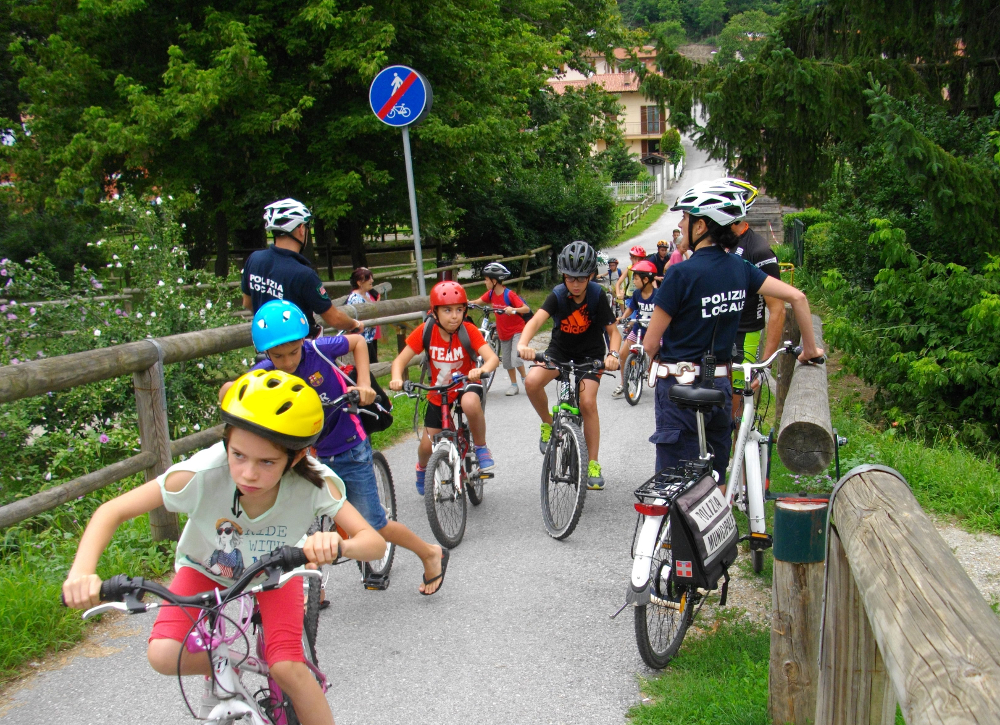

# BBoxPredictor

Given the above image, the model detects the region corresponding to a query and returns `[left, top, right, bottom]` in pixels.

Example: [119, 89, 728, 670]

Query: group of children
[61, 179, 823, 724]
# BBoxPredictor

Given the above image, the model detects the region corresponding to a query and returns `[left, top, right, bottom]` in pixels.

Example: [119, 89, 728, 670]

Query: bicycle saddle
[668, 383, 726, 410]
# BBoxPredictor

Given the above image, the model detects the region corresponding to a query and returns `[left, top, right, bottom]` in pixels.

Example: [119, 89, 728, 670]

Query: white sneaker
[611, 384, 625, 398]
[505, 384, 519, 396]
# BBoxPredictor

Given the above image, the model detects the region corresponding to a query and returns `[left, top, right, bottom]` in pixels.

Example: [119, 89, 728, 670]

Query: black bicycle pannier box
[670, 474, 739, 591]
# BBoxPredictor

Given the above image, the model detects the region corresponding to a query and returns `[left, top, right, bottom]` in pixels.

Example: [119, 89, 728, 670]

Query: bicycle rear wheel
[466, 449, 485, 507]
[539, 419, 588, 540]
[624, 352, 643, 406]
[367, 451, 397, 578]
[634, 521, 693, 669]
[425, 444, 467, 548]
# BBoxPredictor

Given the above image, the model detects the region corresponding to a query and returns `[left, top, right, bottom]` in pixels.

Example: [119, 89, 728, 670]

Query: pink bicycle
[78, 546, 328, 725]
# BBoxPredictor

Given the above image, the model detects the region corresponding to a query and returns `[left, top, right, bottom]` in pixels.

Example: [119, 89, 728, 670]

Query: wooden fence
[615, 195, 655, 235]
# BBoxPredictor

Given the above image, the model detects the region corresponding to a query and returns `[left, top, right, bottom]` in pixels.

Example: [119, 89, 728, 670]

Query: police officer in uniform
[642, 182, 823, 483]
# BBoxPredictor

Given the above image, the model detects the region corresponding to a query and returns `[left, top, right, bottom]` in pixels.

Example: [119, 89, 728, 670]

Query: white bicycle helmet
[263, 198, 312, 235]
[695, 177, 759, 209]
[670, 183, 747, 226]
[483, 262, 511, 280]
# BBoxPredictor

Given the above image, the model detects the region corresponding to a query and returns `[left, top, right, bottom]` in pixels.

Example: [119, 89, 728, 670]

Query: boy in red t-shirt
[390, 281, 500, 493]
[478, 262, 530, 396]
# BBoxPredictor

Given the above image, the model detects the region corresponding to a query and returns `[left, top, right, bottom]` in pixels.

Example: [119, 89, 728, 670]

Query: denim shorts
[319, 439, 387, 530]
[648, 376, 733, 483]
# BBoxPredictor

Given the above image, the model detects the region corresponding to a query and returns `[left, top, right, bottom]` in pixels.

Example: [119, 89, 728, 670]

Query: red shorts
[148, 567, 305, 666]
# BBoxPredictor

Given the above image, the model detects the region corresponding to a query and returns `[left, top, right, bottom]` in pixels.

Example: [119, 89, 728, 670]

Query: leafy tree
[696, 0, 728, 37]
[0, 0, 622, 273]
[715, 10, 775, 66]
[660, 127, 684, 163]
[597, 141, 649, 182]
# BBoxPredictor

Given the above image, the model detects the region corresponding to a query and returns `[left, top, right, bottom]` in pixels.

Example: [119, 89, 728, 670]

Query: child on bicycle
[614, 245, 647, 307]
[517, 241, 621, 490]
[611, 259, 658, 399]
[63, 370, 386, 725]
[235, 300, 448, 595]
[478, 262, 530, 396]
[389, 281, 500, 491]
[642, 181, 822, 483]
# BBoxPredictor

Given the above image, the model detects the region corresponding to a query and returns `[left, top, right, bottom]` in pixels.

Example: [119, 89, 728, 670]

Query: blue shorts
[648, 376, 733, 483]
[319, 440, 387, 530]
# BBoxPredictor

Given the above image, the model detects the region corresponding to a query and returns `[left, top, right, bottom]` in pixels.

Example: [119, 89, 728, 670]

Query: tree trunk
[211, 188, 229, 278]
[338, 216, 367, 269]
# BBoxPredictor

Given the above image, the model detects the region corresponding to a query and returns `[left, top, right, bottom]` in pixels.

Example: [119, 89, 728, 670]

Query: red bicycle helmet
[632, 260, 658, 275]
[629, 245, 647, 258]
[429, 280, 468, 307]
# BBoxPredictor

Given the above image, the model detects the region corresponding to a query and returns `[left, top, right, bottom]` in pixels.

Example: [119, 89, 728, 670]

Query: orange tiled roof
[548, 72, 641, 95]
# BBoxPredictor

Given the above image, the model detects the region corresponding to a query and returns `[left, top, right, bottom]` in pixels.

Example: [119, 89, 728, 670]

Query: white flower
[242, 359, 248, 366]
[112, 254, 119, 260]
[193, 424, 200, 431]
[179, 303, 186, 310]
[133, 245, 139, 251]
[181, 223, 186, 229]
[150, 311, 156, 318]
[93, 329, 101, 337]
[157, 280, 165, 286]
[226, 302, 232, 308]
[44, 472, 51, 481]
[176, 278, 183, 284]
[197, 362, 204, 369]
[115, 262, 122, 268]
[96, 240, 103, 246]
[87, 242, 93, 247]
[145, 210, 152, 215]
[106, 263, 113, 268]
[136, 312, 143, 318]
[205, 301, 212, 309]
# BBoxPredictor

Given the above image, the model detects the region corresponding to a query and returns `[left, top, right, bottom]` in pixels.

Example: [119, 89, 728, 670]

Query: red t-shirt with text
[479, 288, 526, 341]
[405, 322, 487, 404]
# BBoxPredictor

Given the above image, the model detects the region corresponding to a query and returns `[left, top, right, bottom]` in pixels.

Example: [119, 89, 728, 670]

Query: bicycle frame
[725, 372, 768, 537]
[430, 392, 470, 496]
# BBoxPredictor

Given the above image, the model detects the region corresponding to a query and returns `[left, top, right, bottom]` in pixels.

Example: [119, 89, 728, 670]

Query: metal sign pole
[401, 126, 426, 298]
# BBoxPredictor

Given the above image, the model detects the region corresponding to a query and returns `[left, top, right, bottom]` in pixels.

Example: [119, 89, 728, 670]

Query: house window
[640, 106, 664, 135]
[641, 139, 662, 156]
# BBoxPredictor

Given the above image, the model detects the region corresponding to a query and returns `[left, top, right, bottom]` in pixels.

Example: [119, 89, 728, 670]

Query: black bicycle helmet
[483, 262, 511, 280]
[557, 241, 598, 276]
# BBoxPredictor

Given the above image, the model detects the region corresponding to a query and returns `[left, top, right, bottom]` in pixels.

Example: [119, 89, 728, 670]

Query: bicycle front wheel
[412, 362, 429, 438]
[367, 451, 397, 578]
[634, 521, 693, 668]
[624, 352, 643, 406]
[425, 444, 467, 548]
[540, 419, 588, 540]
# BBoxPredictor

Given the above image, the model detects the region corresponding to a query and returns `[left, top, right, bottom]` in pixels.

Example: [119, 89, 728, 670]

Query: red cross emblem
[676, 560, 693, 578]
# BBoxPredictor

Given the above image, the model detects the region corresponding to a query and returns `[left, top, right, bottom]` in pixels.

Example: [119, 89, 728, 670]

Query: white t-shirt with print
[157, 442, 347, 586]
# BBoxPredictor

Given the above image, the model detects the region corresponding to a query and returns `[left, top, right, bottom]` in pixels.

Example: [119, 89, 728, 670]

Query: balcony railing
[624, 120, 665, 136]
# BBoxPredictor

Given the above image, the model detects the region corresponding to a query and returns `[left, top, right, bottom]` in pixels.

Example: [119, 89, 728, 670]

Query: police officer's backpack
[669, 474, 740, 603]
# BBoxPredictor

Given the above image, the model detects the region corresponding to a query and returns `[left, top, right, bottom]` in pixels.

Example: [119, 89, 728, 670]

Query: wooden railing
[615, 194, 655, 235]
[814, 465, 1000, 723]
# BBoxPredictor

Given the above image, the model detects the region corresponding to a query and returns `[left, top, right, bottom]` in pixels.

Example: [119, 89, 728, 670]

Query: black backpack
[551, 281, 605, 328]
[669, 474, 740, 604]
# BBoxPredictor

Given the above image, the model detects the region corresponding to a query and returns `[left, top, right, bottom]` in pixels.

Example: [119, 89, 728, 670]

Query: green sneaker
[587, 460, 605, 490]
[539, 422, 552, 454]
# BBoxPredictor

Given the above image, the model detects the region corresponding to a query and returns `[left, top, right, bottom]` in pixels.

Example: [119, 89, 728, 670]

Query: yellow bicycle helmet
[220, 370, 324, 450]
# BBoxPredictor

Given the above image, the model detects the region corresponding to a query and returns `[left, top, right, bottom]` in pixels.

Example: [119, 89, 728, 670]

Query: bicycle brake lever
[82, 602, 133, 619]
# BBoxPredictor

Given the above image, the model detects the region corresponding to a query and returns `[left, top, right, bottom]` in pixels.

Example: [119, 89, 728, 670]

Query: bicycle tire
[282, 579, 323, 725]
[481, 330, 500, 394]
[466, 446, 485, 507]
[634, 521, 693, 669]
[367, 451, 397, 578]
[751, 549, 764, 574]
[624, 352, 643, 406]
[424, 444, 467, 548]
[539, 419, 588, 540]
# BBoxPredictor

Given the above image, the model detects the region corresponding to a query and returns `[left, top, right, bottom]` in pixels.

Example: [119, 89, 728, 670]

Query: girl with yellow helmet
[63, 369, 386, 725]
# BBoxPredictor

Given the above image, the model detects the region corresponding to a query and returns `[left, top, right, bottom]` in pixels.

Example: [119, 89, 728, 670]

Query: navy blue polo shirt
[241, 246, 332, 336]
[653, 245, 768, 362]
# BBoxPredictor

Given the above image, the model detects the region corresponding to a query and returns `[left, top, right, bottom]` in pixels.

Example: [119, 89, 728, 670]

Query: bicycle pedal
[478, 471, 494, 480]
[362, 573, 391, 591]
[748, 532, 773, 551]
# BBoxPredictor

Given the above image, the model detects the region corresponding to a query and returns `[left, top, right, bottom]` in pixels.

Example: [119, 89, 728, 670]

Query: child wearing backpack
[227, 300, 449, 595]
[517, 241, 621, 490]
[389, 281, 500, 492]
[479, 262, 530, 396]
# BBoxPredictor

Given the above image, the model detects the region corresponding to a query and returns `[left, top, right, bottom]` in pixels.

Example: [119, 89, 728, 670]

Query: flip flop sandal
[420, 548, 450, 596]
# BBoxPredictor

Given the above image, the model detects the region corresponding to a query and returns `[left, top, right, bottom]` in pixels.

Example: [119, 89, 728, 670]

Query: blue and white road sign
[369, 66, 433, 127]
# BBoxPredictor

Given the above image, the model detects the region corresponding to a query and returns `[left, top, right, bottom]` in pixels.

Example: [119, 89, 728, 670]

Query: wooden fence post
[132, 340, 180, 541]
[777, 314, 833, 475]
[769, 501, 828, 725]
[773, 302, 800, 426]
[814, 528, 896, 725]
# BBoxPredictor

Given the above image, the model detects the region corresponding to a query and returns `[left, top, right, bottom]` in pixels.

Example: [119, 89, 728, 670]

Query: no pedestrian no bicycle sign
[369, 65, 433, 127]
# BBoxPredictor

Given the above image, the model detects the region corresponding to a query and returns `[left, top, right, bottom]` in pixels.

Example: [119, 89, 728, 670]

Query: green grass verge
[612, 203, 669, 245]
[628, 610, 771, 725]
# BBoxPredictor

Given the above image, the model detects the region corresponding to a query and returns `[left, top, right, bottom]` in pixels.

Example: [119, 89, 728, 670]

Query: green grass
[612, 203, 668, 245]
[629, 610, 771, 725]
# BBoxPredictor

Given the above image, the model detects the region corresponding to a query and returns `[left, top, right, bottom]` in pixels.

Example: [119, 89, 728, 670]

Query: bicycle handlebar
[91, 546, 309, 610]
[732, 342, 826, 376]
[402, 374, 470, 395]
[533, 353, 605, 372]
[329, 389, 379, 420]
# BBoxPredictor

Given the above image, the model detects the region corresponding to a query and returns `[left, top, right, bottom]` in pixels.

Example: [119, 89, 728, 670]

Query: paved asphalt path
[1, 144, 726, 725]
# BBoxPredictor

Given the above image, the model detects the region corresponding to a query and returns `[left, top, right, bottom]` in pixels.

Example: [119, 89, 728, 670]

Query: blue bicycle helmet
[252, 300, 310, 352]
